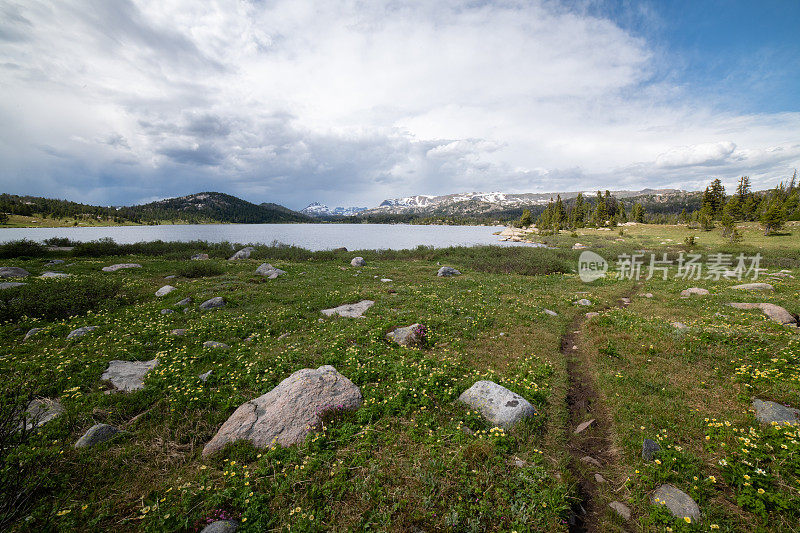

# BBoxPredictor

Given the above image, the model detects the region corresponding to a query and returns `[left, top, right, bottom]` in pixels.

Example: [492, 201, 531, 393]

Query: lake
[0, 223, 539, 251]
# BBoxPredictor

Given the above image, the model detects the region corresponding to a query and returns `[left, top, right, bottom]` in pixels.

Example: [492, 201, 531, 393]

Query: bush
[42, 237, 74, 247]
[0, 277, 133, 322]
[176, 261, 226, 278]
[0, 240, 46, 259]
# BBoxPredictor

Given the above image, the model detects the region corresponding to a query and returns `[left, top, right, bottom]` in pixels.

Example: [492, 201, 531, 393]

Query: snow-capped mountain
[301, 202, 367, 217]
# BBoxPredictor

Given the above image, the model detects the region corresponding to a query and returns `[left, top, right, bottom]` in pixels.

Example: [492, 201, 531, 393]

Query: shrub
[0, 240, 46, 259]
[42, 237, 74, 247]
[176, 261, 226, 278]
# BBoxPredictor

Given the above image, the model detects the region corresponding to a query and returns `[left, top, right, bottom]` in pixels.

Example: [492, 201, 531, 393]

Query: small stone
[175, 297, 193, 307]
[437, 266, 461, 277]
[581, 455, 601, 467]
[155, 285, 176, 297]
[642, 438, 660, 461]
[458, 380, 537, 429]
[199, 297, 226, 311]
[543, 309, 558, 316]
[574, 419, 595, 434]
[255, 263, 286, 278]
[680, 287, 709, 297]
[386, 324, 426, 347]
[204, 341, 229, 349]
[609, 501, 631, 520]
[0, 282, 26, 289]
[380, 278, 393, 282]
[102, 359, 158, 392]
[321, 300, 374, 318]
[350, 257, 366, 267]
[671, 321, 688, 330]
[164, 275, 177, 279]
[0, 266, 30, 278]
[40, 271, 70, 278]
[731, 282, 773, 291]
[644, 293, 654, 298]
[229, 247, 255, 260]
[585, 312, 599, 319]
[620, 297, 631, 304]
[23, 398, 64, 430]
[74, 423, 120, 449]
[46, 259, 65, 265]
[171, 329, 187, 336]
[101, 263, 141, 272]
[200, 520, 239, 533]
[753, 398, 800, 425]
[594, 473, 606, 483]
[191, 253, 210, 260]
[160, 309, 174, 315]
[199, 370, 213, 382]
[67, 326, 97, 339]
[24, 327, 42, 341]
[651, 484, 700, 523]
[575, 299, 592, 306]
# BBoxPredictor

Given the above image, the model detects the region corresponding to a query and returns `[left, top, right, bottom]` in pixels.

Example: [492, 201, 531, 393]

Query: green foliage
[0, 239, 47, 259]
[519, 209, 532, 227]
[177, 261, 226, 278]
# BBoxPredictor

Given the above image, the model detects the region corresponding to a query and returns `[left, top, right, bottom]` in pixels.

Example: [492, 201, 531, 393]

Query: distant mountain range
[127, 192, 311, 223]
[300, 202, 367, 217]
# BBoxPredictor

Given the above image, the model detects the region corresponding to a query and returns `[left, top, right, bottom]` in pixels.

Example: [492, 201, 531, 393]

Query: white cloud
[0, 0, 797, 208]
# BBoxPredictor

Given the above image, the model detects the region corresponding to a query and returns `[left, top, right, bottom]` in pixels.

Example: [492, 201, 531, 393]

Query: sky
[0, 0, 798, 209]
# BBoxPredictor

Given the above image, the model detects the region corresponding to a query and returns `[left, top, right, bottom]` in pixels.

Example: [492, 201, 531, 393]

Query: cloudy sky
[1, 0, 799, 209]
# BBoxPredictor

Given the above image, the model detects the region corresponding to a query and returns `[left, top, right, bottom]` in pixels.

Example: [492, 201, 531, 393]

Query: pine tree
[761, 188, 787, 235]
[572, 193, 585, 228]
[631, 203, 644, 223]
[519, 209, 532, 227]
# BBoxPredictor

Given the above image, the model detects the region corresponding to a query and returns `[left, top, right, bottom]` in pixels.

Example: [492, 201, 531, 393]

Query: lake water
[0, 224, 538, 251]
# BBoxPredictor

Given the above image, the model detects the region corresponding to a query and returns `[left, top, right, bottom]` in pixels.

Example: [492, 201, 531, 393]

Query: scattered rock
[200, 521, 239, 533]
[585, 312, 599, 319]
[437, 266, 461, 277]
[642, 438, 661, 461]
[594, 473, 606, 483]
[543, 309, 558, 316]
[731, 282, 773, 291]
[380, 278, 393, 282]
[229, 247, 255, 260]
[191, 253, 210, 260]
[101, 359, 158, 392]
[199, 370, 213, 382]
[176, 297, 193, 307]
[203, 365, 362, 456]
[23, 327, 42, 341]
[609, 501, 631, 521]
[204, 341, 229, 349]
[671, 321, 688, 330]
[160, 309, 174, 315]
[74, 423, 121, 449]
[67, 326, 97, 339]
[101, 263, 142, 272]
[386, 324, 425, 347]
[680, 287, 709, 297]
[164, 275, 177, 279]
[572, 242, 586, 250]
[575, 299, 592, 306]
[155, 285, 176, 297]
[0, 282, 26, 289]
[321, 300, 374, 318]
[752, 398, 800, 425]
[620, 297, 631, 305]
[574, 419, 596, 434]
[171, 329, 187, 336]
[23, 398, 64, 430]
[199, 297, 226, 311]
[581, 455, 601, 467]
[350, 257, 366, 267]
[458, 381, 537, 429]
[255, 263, 286, 279]
[46, 259, 65, 265]
[727, 303, 797, 326]
[651, 484, 700, 523]
[40, 271, 70, 278]
[0, 266, 30, 278]
[644, 293, 654, 298]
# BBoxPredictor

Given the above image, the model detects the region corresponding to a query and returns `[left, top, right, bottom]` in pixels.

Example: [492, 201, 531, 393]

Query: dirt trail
[563, 291, 636, 532]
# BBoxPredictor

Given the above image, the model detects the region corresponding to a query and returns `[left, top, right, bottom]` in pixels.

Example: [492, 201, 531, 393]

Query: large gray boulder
[67, 326, 97, 339]
[101, 359, 158, 392]
[727, 303, 796, 326]
[101, 263, 141, 272]
[24, 327, 42, 341]
[229, 247, 255, 260]
[680, 287, 709, 297]
[155, 285, 176, 297]
[74, 423, 120, 449]
[255, 263, 286, 279]
[350, 257, 366, 267]
[176, 297, 193, 307]
[200, 521, 238, 533]
[651, 484, 700, 523]
[199, 297, 226, 311]
[202, 365, 362, 456]
[458, 381, 536, 429]
[386, 324, 425, 347]
[0, 282, 26, 289]
[753, 399, 800, 425]
[0, 266, 30, 278]
[731, 282, 774, 291]
[23, 398, 64, 430]
[437, 266, 461, 277]
[321, 300, 374, 318]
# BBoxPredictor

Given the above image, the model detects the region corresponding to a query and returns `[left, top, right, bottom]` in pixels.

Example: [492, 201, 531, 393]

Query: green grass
[1, 227, 799, 531]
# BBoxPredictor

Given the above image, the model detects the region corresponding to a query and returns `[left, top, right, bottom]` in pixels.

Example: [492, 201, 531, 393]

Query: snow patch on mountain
[301, 202, 367, 217]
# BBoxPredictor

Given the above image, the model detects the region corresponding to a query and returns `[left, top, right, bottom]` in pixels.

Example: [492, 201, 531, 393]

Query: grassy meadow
[1, 224, 799, 532]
